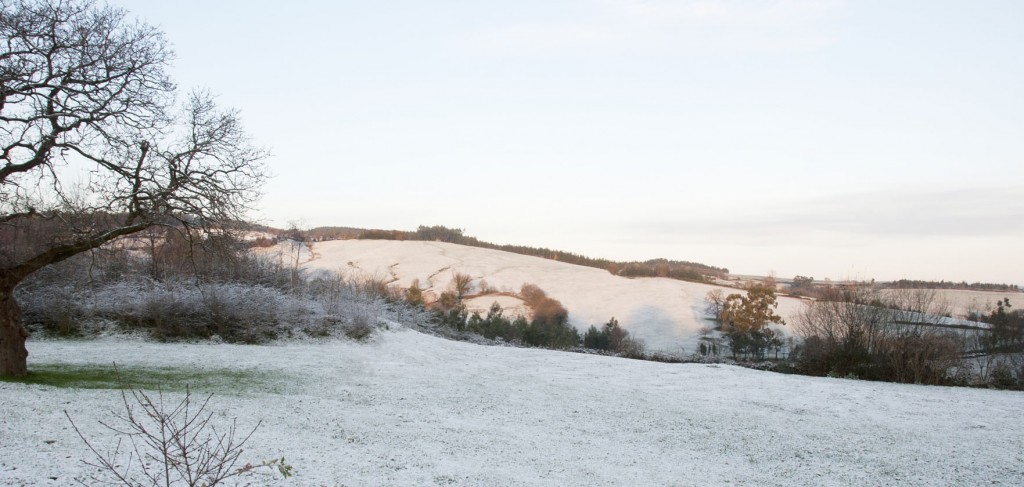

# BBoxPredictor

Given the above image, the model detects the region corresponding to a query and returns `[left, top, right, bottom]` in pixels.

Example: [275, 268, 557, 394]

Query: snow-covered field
[3, 330, 1023, 486]
[302, 240, 805, 353]
[898, 289, 1021, 318]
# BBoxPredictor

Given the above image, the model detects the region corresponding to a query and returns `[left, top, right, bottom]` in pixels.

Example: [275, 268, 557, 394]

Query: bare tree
[883, 288, 961, 384]
[451, 272, 472, 300]
[794, 285, 898, 377]
[0, 0, 267, 376]
[794, 285, 963, 383]
[703, 289, 725, 324]
[282, 221, 308, 292]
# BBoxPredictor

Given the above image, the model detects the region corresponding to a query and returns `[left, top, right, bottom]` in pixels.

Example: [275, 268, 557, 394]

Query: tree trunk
[0, 285, 29, 377]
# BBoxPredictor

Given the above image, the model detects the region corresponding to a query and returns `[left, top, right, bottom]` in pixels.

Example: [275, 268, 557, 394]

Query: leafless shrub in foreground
[65, 382, 292, 486]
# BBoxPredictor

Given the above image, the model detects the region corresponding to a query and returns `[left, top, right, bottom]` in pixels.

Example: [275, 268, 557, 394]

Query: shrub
[344, 313, 375, 341]
[405, 279, 425, 306]
[15, 245, 417, 344]
[582, 317, 645, 357]
[583, 325, 609, 350]
[990, 363, 1024, 390]
[518, 284, 577, 349]
[65, 380, 293, 486]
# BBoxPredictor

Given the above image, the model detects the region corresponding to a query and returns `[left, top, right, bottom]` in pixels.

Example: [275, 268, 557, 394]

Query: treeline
[366, 225, 624, 272]
[298, 224, 729, 283]
[881, 279, 1020, 293]
[610, 259, 713, 282]
[303, 226, 366, 241]
[786, 275, 1021, 299]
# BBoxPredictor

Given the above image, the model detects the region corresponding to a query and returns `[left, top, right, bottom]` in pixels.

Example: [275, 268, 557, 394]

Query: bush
[14, 239, 426, 343]
[18, 283, 82, 336]
[582, 317, 645, 357]
[518, 284, 578, 349]
[522, 317, 578, 349]
[990, 363, 1024, 390]
[66, 381, 293, 485]
[343, 313, 375, 341]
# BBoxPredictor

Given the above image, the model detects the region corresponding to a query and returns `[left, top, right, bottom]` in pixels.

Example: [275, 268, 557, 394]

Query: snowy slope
[303, 240, 805, 353]
[885, 288, 1023, 318]
[3, 332, 1023, 486]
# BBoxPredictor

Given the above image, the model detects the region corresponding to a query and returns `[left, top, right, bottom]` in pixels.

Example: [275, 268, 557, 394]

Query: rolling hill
[299, 239, 806, 353]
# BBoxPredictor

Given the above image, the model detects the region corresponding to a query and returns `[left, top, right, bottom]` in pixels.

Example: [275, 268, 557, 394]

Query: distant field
[915, 288, 1021, 317]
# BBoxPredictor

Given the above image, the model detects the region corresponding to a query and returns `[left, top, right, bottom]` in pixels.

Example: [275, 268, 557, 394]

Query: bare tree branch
[0, 0, 267, 377]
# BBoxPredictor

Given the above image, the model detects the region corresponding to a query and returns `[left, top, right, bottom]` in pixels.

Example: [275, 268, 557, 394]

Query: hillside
[306, 224, 730, 282]
[299, 240, 805, 354]
[3, 329, 1022, 486]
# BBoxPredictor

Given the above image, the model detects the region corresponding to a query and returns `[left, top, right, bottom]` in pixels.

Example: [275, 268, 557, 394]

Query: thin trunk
[0, 284, 28, 377]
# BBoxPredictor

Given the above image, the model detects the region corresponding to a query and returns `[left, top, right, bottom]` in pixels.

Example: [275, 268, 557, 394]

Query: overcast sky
[116, 0, 1023, 284]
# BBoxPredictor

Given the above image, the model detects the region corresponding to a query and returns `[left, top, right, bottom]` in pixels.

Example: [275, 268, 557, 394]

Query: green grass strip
[1, 363, 280, 394]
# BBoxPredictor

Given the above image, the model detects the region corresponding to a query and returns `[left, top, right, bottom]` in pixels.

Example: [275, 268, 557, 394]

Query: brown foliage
[405, 279, 424, 306]
[720, 283, 785, 334]
[520, 283, 568, 325]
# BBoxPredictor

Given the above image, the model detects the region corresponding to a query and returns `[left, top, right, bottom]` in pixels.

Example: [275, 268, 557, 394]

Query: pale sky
[115, 0, 1023, 284]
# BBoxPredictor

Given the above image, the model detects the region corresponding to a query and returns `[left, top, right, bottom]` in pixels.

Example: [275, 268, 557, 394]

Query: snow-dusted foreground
[3, 332, 1023, 486]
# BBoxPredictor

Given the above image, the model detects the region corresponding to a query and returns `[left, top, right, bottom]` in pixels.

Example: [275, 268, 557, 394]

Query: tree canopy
[0, 0, 267, 376]
[720, 283, 785, 360]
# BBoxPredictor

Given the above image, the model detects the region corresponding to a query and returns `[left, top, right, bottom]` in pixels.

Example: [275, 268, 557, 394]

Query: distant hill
[267, 223, 1020, 295]
[301, 224, 729, 284]
[300, 239, 804, 353]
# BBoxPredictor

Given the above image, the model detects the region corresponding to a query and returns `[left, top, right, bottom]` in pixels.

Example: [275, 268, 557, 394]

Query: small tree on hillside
[451, 272, 473, 299]
[405, 279, 424, 307]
